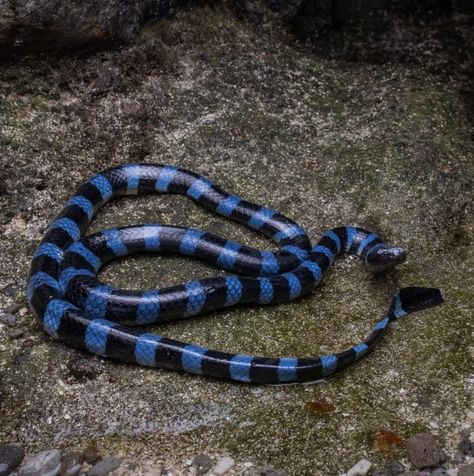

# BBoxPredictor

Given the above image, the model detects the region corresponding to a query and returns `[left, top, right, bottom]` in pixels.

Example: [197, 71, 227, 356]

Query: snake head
[365, 246, 406, 273]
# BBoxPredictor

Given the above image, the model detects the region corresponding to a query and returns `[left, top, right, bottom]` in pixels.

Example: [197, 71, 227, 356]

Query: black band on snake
[27, 164, 445, 384]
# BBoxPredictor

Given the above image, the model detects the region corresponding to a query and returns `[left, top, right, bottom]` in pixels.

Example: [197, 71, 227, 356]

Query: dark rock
[458, 439, 473, 456]
[86, 457, 122, 476]
[0, 444, 25, 476]
[68, 353, 103, 381]
[406, 433, 447, 469]
[60, 452, 84, 476]
[0, 0, 176, 57]
[333, 0, 390, 21]
[227, 0, 303, 22]
[192, 454, 213, 476]
[292, 0, 334, 37]
[83, 446, 101, 465]
[0, 313, 17, 326]
[454, 0, 474, 15]
[18, 449, 61, 476]
[459, 464, 474, 476]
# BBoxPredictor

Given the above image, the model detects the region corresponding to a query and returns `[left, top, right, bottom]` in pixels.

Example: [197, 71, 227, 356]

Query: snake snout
[366, 246, 406, 273]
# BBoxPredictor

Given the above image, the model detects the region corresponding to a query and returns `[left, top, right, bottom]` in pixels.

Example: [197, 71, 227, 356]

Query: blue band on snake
[27, 164, 445, 384]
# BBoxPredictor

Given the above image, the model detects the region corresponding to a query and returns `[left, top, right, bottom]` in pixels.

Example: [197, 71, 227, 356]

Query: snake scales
[27, 164, 444, 384]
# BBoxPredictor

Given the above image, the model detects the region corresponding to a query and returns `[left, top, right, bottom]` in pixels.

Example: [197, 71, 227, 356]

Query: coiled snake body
[28, 164, 444, 384]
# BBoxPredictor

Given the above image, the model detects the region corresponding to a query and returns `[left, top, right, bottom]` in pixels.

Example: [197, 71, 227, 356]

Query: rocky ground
[0, 3, 473, 476]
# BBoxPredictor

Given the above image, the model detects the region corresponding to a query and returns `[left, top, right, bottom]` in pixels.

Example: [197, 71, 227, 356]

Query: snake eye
[366, 246, 406, 272]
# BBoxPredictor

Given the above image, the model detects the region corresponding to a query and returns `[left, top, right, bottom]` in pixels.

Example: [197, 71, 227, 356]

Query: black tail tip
[398, 287, 445, 314]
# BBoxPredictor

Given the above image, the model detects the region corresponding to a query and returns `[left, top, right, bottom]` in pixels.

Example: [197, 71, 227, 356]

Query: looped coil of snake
[27, 164, 445, 384]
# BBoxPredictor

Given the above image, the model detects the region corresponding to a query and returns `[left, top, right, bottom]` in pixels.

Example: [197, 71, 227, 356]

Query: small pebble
[68, 354, 103, 381]
[384, 460, 405, 475]
[432, 468, 448, 476]
[60, 452, 84, 476]
[458, 440, 473, 456]
[347, 459, 372, 476]
[18, 449, 61, 476]
[86, 457, 122, 476]
[83, 446, 101, 464]
[0, 444, 25, 476]
[10, 329, 24, 339]
[406, 433, 447, 469]
[5, 303, 23, 314]
[373, 460, 405, 476]
[213, 457, 234, 475]
[192, 454, 213, 475]
[0, 313, 17, 326]
[459, 464, 474, 476]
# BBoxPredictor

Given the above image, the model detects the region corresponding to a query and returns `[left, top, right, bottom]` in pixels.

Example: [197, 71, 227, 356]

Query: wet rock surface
[0, 4, 473, 476]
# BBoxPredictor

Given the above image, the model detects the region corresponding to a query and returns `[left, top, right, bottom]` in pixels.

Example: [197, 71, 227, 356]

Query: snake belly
[27, 164, 445, 384]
